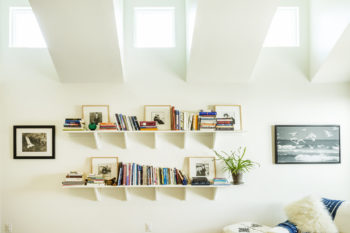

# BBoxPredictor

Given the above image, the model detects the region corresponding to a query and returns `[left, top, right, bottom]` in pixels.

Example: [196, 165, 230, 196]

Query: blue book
[199, 112, 217, 116]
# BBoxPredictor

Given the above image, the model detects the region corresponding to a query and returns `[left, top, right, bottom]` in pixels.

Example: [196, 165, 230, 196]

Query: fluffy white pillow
[285, 196, 338, 233]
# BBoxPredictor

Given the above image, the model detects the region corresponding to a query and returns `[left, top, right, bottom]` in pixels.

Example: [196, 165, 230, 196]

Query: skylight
[9, 7, 47, 48]
[264, 7, 299, 47]
[134, 7, 176, 48]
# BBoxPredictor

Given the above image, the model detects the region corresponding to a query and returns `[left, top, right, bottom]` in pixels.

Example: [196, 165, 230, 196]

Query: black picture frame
[14, 125, 55, 159]
[274, 125, 340, 164]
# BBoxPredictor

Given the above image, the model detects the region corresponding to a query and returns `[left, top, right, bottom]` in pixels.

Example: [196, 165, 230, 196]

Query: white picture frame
[188, 157, 216, 181]
[144, 105, 171, 131]
[91, 157, 118, 180]
[82, 105, 110, 125]
[215, 105, 242, 131]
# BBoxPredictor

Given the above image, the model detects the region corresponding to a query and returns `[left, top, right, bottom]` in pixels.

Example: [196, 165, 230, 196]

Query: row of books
[114, 114, 141, 131]
[62, 171, 85, 186]
[63, 118, 84, 131]
[117, 163, 188, 186]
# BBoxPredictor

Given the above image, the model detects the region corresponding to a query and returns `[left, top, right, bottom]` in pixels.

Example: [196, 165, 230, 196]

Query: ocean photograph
[275, 125, 340, 164]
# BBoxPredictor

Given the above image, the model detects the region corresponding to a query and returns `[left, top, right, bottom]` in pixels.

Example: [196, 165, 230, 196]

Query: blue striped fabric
[277, 197, 344, 232]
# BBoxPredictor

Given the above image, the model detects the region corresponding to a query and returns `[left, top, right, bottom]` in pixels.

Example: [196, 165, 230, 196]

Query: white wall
[1, 75, 350, 233]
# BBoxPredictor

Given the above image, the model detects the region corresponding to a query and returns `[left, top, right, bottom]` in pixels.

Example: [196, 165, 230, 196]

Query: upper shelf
[63, 130, 246, 149]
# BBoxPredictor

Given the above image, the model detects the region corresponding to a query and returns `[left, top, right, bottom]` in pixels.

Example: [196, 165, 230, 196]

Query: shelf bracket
[123, 132, 128, 149]
[94, 188, 102, 201]
[211, 132, 217, 149]
[183, 187, 187, 201]
[93, 132, 101, 149]
[123, 187, 129, 201]
[153, 132, 158, 149]
[154, 187, 159, 201]
[212, 187, 218, 200]
[183, 132, 187, 149]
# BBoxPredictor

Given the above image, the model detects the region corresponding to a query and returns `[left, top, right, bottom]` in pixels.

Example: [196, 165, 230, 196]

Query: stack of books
[199, 111, 217, 131]
[139, 121, 157, 131]
[117, 162, 188, 186]
[213, 178, 230, 185]
[216, 118, 235, 131]
[115, 114, 140, 131]
[63, 118, 84, 131]
[62, 171, 85, 186]
[99, 122, 117, 130]
[86, 174, 105, 186]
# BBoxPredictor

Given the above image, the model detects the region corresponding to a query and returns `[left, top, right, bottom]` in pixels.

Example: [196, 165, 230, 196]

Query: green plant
[214, 147, 259, 175]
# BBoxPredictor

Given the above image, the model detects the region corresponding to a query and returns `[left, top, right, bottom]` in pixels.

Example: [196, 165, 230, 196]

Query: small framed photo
[91, 157, 118, 179]
[215, 105, 242, 131]
[82, 105, 110, 125]
[275, 125, 340, 164]
[14, 125, 55, 159]
[144, 105, 171, 130]
[188, 157, 216, 181]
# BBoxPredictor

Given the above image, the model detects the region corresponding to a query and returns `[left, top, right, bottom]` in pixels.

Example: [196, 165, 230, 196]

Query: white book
[189, 114, 194, 131]
[126, 117, 133, 131]
[183, 112, 188, 131]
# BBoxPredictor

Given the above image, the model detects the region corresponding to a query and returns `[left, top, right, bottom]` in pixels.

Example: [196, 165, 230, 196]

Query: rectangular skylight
[264, 7, 299, 47]
[9, 7, 47, 48]
[134, 7, 176, 48]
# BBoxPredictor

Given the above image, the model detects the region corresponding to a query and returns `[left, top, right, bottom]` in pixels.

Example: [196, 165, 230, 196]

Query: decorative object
[91, 157, 118, 180]
[188, 157, 216, 181]
[285, 196, 338, 233]
[82, 105, 110, 128]
[13, 125, 55, 159]
[275, 125, 340, 164]
[88, 123, 97, 131]
[215, 105, 242, 131]
[144, 105, 171, 130]
[214, 147, 258, 185]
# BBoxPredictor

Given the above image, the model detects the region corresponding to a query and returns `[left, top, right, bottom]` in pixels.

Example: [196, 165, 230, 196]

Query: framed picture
[215, 105, 242, 131]
[91, 157, 118, 179]
[275, 125, 340, 164]
[188, 157, 216, 181]
[82, 105, 110, 125]
[13, 125, 55, 159]
[144, 105, 171, 130]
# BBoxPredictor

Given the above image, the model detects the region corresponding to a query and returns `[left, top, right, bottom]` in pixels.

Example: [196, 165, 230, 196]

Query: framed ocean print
[144, 105, 171, 130]
[91, 157, 118, 179]
[215, 105, 242, 131]
[82, 105, 110, 125]
[13, 125, 55, 159]
[188, 157, 216, 181]
[275, 125, 340, 164]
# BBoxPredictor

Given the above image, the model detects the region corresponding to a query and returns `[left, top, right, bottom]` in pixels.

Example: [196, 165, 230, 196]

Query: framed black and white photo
[91, 157, 118, 179]
[14, 125, 55, 159]
[215, 105, 242, 131]
[82, 105, 110, 125]
[275, 125, 340, 164]
[188, 157, 216, 181]
[144, 105, 171, 130]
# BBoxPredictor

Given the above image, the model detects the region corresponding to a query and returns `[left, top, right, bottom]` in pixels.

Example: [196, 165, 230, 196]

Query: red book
[140, 121, 157, 126]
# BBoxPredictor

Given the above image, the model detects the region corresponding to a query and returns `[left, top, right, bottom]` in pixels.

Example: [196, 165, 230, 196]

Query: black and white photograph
[91, 157, 118, 179]
[82, 105, 110, 126]
[196, 163, 210, 176]
[188, 157, 216, 181]
[144, 105, 171, 130]
[14, 125, 55, 159]
[275, 125, 340, 164]
[89, 112, 103, 124]
[215, 105, 242, 130]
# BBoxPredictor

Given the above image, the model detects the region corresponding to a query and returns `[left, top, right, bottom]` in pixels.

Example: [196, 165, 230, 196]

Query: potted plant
[214, 147, 259, 185]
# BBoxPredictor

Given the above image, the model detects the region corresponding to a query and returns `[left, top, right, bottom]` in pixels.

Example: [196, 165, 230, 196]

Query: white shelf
[63, 130, 246, 149]
[62, 185, 234, 201]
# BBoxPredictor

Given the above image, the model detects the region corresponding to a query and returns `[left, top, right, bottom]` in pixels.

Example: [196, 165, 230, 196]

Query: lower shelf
[62, 185, 234, 201]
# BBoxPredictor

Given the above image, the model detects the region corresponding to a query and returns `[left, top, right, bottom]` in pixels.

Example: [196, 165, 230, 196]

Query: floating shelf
[62, 185, 234, 201]
[63, 130, 246, 149]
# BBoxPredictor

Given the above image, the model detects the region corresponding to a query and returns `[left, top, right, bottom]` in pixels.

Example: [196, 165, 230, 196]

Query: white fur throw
[285, 196, 338, 233]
